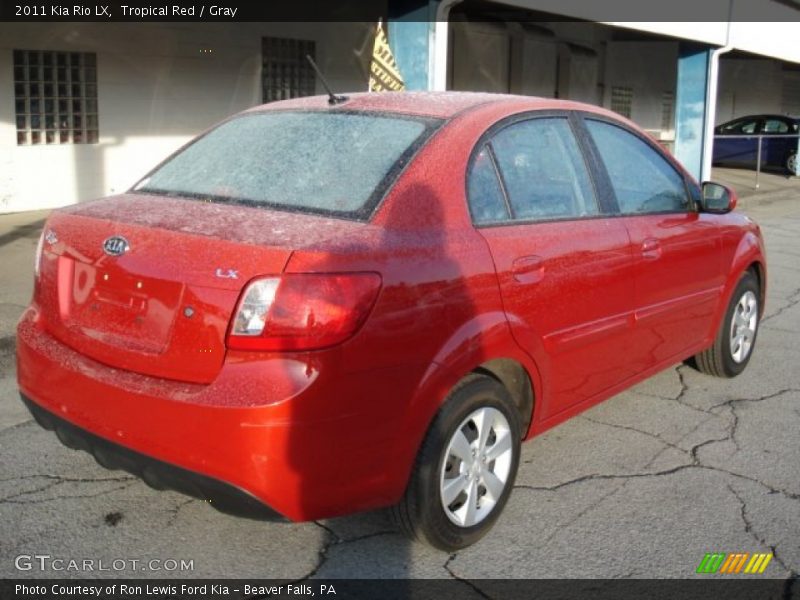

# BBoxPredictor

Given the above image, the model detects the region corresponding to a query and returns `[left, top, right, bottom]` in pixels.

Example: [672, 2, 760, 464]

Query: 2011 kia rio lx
[17, 92, 766, 551]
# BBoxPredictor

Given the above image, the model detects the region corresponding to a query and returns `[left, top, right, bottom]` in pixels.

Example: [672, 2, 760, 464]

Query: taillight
[227, 273, 382, 351]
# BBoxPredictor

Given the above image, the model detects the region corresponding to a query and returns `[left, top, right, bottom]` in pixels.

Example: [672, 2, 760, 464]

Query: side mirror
[700, 182, 737, 214]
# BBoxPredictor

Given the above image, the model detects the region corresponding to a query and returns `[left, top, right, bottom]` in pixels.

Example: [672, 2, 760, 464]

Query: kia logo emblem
[103, 236, 130, 257]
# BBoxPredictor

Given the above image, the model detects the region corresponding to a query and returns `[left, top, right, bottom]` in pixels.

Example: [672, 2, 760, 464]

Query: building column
[674, 44, 712, 181]
[387, 0, 439, 91]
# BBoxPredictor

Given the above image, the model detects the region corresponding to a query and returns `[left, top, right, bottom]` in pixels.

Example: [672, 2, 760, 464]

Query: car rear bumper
[19, 392, 283, 520]
[16, 307, 427, 521]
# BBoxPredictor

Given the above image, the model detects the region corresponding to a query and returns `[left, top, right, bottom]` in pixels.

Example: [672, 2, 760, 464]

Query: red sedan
[17, 92, 766, 550]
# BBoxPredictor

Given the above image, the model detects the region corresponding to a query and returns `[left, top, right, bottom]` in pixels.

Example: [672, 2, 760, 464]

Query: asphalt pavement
[0, 169, 798, 583]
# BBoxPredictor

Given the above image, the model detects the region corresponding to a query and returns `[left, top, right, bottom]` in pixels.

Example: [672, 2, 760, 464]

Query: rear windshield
[133, 110, 441, 220]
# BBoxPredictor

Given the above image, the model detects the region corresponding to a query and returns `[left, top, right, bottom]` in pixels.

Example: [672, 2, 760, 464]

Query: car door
[581, 117, 723, 368]
[468, 114, 638, 419]
[761, 117, 794, 169]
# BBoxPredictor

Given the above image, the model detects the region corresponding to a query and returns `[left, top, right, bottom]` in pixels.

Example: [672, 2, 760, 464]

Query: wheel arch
[472, 358, 534, 437]
[387, 313, 543, 506]
[417, 311, 542, 441]
[709, 232, 766, 340]
[747, 260, 767, 317]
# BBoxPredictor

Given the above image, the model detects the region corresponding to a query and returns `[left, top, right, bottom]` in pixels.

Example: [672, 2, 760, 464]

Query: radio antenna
[306, 55, 348, 105]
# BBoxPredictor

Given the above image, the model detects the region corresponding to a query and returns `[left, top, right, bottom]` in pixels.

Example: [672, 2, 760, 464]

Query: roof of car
[245, 91, 587, 119]
[721, 114, 800, 123]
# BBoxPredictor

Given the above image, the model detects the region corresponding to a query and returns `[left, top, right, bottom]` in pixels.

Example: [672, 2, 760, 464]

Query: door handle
[641, 238, 662, 260]
[512, 255, 544, 284]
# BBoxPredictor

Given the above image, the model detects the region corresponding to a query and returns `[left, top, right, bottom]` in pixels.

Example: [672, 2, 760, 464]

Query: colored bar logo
[696, 552, 773, 574]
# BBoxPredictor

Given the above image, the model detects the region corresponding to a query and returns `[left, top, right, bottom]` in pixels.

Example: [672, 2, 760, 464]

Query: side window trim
[721, 117, 760, 135]
[568, 112, 619, 215]
[576, 112, 694, 216]
[486, 143, 516, 220]
[466, 110, 606, 227]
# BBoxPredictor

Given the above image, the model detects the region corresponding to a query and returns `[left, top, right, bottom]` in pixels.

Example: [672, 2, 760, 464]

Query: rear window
[133, 111, 441, 220]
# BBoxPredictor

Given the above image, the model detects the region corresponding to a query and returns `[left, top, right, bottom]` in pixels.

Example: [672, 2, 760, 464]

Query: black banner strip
[2, 0, 800, 22]
[1, 578, 795, 600]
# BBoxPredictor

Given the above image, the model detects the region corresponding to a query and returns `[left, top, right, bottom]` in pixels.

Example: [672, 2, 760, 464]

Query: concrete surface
[712, 166, 799, 201]
[0, 178, 798, 583]
[0, 209, 47, 431]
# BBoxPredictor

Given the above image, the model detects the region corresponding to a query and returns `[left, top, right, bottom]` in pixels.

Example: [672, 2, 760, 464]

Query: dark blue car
[713, 114, 799, 174]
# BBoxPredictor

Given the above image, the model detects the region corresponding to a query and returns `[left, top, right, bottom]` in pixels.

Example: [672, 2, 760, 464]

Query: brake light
[227, 273, 382, 351]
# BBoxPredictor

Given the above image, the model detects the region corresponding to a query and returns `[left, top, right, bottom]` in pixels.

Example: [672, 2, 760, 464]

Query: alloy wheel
[439, 406, 513, 527]
[729, 290, 758, 363]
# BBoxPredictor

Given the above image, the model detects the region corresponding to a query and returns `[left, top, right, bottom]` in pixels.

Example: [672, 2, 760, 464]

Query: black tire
[392, 374, 521, 551]
[694, 270, 760, 378]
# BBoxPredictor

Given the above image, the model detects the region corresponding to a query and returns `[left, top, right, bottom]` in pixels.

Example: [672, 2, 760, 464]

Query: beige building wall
[604, 41, 679, 139]
[716, 58, 791, 123]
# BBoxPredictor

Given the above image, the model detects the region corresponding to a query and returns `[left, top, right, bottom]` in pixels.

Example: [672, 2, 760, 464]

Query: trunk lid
[36, 193, 363, 383]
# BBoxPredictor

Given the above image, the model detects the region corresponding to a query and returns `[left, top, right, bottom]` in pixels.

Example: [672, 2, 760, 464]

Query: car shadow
[0, 219, 45, 249]
[282, 181, 478, 577]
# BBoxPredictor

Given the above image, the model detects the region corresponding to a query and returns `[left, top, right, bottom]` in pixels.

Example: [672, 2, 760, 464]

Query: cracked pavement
[0, 174, 798, 583]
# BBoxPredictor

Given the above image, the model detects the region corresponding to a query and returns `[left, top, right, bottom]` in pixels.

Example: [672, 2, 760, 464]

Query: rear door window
[487, 117, 599, 221]
[134, 111, 441, 220]
[762, 118, 790, 134]
[467, 146, 510, 224]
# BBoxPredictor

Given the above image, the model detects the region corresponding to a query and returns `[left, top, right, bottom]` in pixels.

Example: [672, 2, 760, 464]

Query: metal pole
[755, 135, 762, 190]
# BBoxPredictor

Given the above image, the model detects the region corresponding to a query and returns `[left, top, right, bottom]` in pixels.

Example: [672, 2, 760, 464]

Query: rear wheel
[392, 374, 521, 551]
[788, 152, 797, 176]
[694, 271, 760, 378]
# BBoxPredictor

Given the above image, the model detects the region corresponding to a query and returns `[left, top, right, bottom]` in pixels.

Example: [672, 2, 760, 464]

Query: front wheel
[392, 374, 521, 551]
[694, 270, 760, 378]
[787, 152, 797, 176]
